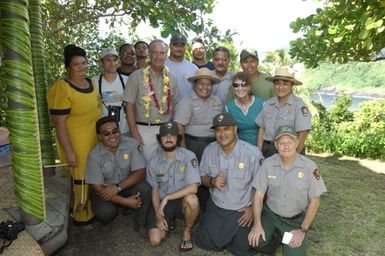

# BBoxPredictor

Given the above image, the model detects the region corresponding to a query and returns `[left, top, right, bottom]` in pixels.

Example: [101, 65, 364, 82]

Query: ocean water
[311, 93, 380, 110]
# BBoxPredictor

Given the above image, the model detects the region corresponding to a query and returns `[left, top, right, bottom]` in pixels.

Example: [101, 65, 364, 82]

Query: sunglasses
[232, 82, 248, 88]
[102, 128, 119, 136]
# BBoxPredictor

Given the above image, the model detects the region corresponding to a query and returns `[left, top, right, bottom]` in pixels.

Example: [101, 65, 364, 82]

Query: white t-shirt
[92, 74, 129, 134]
[165, 59, 198, 99]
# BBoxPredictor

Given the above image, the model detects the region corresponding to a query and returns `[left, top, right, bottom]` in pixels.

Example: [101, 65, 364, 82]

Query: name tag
[268, 175, 276, 179]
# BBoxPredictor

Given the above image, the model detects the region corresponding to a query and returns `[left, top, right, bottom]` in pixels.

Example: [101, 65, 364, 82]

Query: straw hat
[187, 68, 220, 84]
[265, 67, 302, 85]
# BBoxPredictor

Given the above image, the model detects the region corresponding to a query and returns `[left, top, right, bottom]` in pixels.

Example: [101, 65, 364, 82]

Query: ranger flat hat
[266, 66, 303, 85]
[187, 68, 220, 84]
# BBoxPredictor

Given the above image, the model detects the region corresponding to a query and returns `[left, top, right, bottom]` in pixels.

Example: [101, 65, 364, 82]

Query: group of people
[46, 33, 327, 255]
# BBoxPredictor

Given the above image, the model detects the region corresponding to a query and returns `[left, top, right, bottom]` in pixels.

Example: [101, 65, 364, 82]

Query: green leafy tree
[262, 48, 295, 73]
[290, 0, 385, 67]
[0, 0, 46, 220]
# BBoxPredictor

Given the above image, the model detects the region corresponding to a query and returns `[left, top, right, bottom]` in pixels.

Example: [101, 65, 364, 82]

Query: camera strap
[0, 239, 12, 254]
[98, 73, 125, 101]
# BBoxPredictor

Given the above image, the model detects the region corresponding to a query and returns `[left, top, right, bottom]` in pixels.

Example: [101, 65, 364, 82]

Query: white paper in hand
[282, 232, 293, 244]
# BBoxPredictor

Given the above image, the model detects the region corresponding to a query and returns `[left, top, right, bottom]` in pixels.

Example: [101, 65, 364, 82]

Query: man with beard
[85, 116, 151, 237]
[212, 46, 233, 105]
[165, 33, 198, 98]
[191, 37, 215, 70]
[146, 122, 200, 252]
[196, 113, 263, 256]
[134, 40, 149, 68]
[117, 43, 138, 76]
[92, 48, 129, 135]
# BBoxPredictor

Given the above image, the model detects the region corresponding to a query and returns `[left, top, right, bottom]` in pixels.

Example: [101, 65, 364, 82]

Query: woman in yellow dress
[47, 45, 101, 228]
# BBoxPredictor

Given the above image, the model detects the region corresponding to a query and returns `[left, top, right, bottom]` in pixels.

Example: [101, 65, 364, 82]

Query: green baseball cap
[170, 33, 187, 45]
[159, 122, 179, 137]
[240, 48, 259, 60]
[274, 125, 297, 140]
[211, 113, 236, 129]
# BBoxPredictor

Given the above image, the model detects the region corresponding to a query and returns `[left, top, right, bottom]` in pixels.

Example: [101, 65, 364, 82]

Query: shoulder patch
[190, 158, 198, 168]
[313, 168, 320, 180]
[301, 106, 309, 116]
[137, 145, 143, 155]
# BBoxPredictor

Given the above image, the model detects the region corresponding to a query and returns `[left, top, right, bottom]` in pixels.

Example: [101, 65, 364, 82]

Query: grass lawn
[57, 154, 385, 256]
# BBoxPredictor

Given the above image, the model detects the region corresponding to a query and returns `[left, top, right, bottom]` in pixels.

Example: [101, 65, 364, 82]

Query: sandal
[179, 239, 193, 252]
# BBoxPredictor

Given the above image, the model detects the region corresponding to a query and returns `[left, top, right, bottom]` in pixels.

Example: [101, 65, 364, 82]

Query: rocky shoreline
[318, 84, 385, 98]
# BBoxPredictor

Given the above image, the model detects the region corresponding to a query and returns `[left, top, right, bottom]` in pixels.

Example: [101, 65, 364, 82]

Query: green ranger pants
[257, 206, 308, 256]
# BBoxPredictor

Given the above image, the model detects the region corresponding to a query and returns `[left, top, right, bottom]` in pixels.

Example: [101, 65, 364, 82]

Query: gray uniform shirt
[200, 139, 263, 211]
[256, 94, 312, 141]
[147, 147, 201, 199]
[212, 71, 233, 106]
[85, 137, 146, 184]
[252, 154, 327, 218]
[174, 92, 222, 137]
[121, 67, 180, 123]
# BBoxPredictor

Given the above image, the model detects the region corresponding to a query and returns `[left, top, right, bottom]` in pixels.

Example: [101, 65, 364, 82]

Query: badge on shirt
[137, 145, 143, 155]
[191, 158, 198, 168]
[298, 171, 304, 179]
[123, 153, 129, 160]
[238, 162, 244, 169]
[287, 107, 293, 114]
[313, 169, 321, 180]
[301, 106, 309, 116]
[211, 99, 221, 106]
[103, 162, 112, 169]
[179, 165, 185, 173]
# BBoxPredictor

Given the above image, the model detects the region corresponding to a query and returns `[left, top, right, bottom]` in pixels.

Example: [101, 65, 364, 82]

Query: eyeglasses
[232, 82, 248, 88]
[277, 141, 295, 148]
[102, 128, 119, 136]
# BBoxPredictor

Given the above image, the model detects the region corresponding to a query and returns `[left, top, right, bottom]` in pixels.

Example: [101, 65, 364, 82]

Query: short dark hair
[212, 46, 230, 59]
[118, 43, 134, 54]
[134, 41, 149, 49]
[232, 72, 251, 85]
[64, 44, 86, 67]
[95, 116, 119, 134]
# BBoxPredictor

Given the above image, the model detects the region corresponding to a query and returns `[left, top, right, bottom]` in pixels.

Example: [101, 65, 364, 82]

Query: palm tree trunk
[29, 0, 55, 176]
[0, 0, 46, 221]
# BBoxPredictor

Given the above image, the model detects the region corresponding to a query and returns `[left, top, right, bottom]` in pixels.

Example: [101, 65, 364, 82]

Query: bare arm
[90, 184, 141, 209]
[162, 183, 198, 202]
[152, 188, 168, 230]
[125, 102, 143, 145]
[119, 169, 146, 190]
[248, 191, 266, 247]
[296, 130, 308, 153]
[257, 127, 265, 152]
[51, 115, 77, 167]
[176, 123, 186, 148]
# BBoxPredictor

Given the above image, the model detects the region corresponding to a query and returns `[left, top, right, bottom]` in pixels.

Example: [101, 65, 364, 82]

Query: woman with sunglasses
[225, 72, 264, 146]
[256, 67, 311, 158]
[47, 45, 101, 230]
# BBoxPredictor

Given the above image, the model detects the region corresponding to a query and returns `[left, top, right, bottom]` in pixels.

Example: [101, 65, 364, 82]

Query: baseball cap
[170, 33, 187, 45]
[159, 122, 179, 137]
[211, 113, 236, 129]
[100, 48, 118, 59]
[240, 48, 259, 60]
[274, 125, 297, 140]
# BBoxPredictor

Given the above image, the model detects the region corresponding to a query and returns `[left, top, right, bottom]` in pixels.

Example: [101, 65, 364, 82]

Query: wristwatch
[115, 184, 122, 193]
[300, 226, 308, 233]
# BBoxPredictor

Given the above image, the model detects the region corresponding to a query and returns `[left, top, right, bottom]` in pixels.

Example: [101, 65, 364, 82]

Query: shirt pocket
[101, 162, 115, 181]
[288, 179, 309, 209]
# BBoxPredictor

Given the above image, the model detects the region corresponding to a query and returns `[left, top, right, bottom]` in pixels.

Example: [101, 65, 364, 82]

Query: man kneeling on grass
[85, 116, 151, 237]
[248, 125, 327, 256]
[146, 122, 200, 252]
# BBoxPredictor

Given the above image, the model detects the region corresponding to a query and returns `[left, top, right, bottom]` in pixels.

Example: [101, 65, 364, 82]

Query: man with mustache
[212, 46, 233, 106]
[146, 122, 200, 252]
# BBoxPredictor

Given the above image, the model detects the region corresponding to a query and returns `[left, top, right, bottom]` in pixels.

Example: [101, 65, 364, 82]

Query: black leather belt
[185, 134, 215, 143]
[136, 122, 164, 126]
[264, 140, 274, 145]
[268, 206, 303, 220]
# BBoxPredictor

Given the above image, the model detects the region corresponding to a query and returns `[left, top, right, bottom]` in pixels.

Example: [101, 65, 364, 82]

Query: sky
[128, 0, 324, 59]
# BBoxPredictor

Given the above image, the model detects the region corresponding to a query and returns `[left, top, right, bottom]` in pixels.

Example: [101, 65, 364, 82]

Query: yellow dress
[47, 79, 101, 225]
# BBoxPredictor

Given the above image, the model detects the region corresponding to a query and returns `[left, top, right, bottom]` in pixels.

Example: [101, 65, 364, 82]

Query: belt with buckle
[185, 134, 215, 143]
[136, 122, 164, 126]
[268, 206, 303, 220]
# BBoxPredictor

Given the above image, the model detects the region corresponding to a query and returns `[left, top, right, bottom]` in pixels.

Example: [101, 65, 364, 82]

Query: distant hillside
[302, 61, 385, 97]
